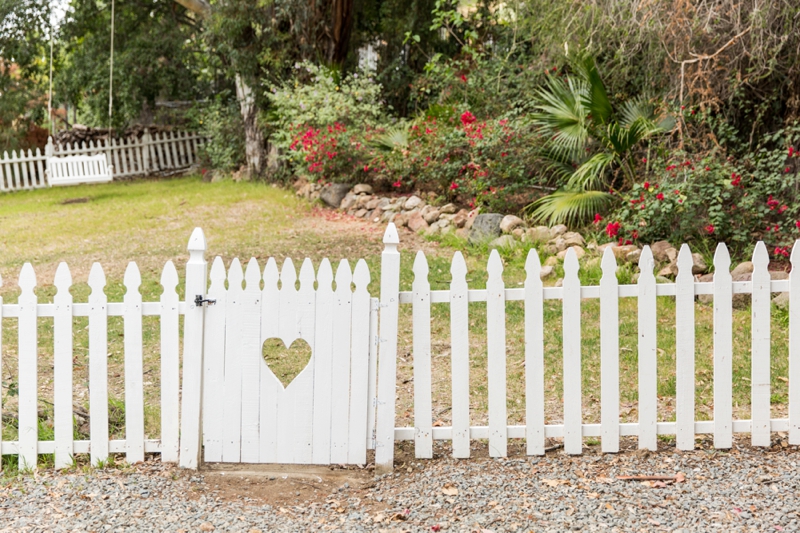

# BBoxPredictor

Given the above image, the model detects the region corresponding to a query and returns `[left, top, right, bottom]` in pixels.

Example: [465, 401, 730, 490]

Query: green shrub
[195, 95, 246, 172]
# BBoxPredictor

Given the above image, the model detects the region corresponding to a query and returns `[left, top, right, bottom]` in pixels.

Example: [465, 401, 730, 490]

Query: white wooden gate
[200, 254, 378, 465]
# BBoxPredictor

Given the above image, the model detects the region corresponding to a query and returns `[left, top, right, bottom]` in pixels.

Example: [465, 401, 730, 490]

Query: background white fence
[1, 225, 798, 472]
[373, 226, 800, 470]
[0, 130, 206, 192]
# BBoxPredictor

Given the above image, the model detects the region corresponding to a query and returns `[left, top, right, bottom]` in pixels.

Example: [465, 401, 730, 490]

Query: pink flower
[460, 74, 467, 82]
[642, 158, 648, 163]
[449, 181, 459, 190]
[605, 222, 621, 238]
[460, 111, 476, 126]
[392, 179, 402, 188]
[363, 164, 369, 172]
[705, 225, 714, 234]
[796, 220, 800, 230]
[656, 192, 664, 200]
[789, 146, 795, 157]
[593, 213, 603, 225]
[643, 181, 650, 190]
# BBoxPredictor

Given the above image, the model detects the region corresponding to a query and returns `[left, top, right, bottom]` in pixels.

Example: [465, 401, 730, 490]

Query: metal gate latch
[194, 295, 217, 307]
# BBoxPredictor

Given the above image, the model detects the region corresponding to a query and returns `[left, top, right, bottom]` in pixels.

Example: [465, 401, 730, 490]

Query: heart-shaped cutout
[262, 337, 313, 389]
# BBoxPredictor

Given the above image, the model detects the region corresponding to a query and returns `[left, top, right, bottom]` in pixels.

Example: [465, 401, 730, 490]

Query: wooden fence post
[375, 223, 400, 472]
[44, 137, 54, 185]
[179, 228, 207, 469]
[142, 130, 152, 174]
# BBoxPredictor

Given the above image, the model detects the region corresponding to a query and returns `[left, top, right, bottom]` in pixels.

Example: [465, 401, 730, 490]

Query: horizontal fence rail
[0, 131, 206, 192]
[0, 260, 185, 469]
[374, 224, 800, 469]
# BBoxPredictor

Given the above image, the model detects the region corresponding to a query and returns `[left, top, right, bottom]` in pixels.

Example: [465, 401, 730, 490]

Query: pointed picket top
[450, 251, 467, 279]
[333, 259, 351, 290]
[244, 257, 261, 291]
[280, 257, 297, 290]
[317, 258, 333, 292]
[792, 240, 800, 265]
[600, 246, 617, 280]
[413, 251, 429, 279]
[639, 246, 654, 278]
[299, 258, 315, 290]
[563, 246, 579, 278]
[19, 262, 36, 292]
[161, 260, 179, 292]
[35, 147, 41, 156]
[124, 262, 142, 293]
[228, 258, 244, 291]
[383, 223, 399, 245]
[524, 248, 541, 280]
[714, 242, 731, 272]
[207, 257, 225, 290]
[27, 148, 33, 157]
[187, 227, 206, 253]
[263, 257, 279, 287]
[487, 249, 504, 280]
[353, 259, 370, 289]
[11, 150, 17, 158]
[54, 262, 72, 294]
[752, 240, 769, 269]
[88, 262, 106, 293]
[677, 244, 694, 277]
[2, 151, 8, 160]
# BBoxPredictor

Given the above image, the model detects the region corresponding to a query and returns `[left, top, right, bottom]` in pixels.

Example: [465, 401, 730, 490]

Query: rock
[773, 292, 790, 309]
[490, 235, 516, 248]
[562, 232, 585, 247]
[525, 226, 551, 243]
[650, 241, 674, 263]
[555, 278, 564, 287]
[455, 227, 470, 239]
[691, 253, 707, 274]
[356, 195, 372, 208]
[557, 246, 585, 260]
[407, 211, 429, 232]
[731, 261, 754, 277]
[354, 208, 367, 218]
[658, 263, 678, 277]
[423, 208, 441, 224]
[625, 249, 642, 264]
[339, 193, 357, 210]
[393, 212, 408, 227]
[665, 247, 678, 264]
[297, 182, 313, 199]
[453, 210, 469, 228]
[549, 224, 568, 238]
[403, 195, 424, 210]
[352, 183, 373, 195]
[500, 214, 524, 233]
[770, 270, 789, 281]
[365, 197, 382, 210]
[372, 208, 384, 222]
[383, 201, 401, 212]
[613, 244, 638, 260]
[320, 183, 352, 208]
[512, 228, 524, 239]
[550, 237, 567, 252]
[468, 213, 504, 244]
[464, 209, 480, 230]
[539, 265, 554, 279]
[596, 242, 616, 254]
[544, 256, 559, 267]
[440, 203, 457, 214]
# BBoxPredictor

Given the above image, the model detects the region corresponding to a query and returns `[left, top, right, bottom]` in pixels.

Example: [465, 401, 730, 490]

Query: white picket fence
[0, 130, 206, 191]
[372, 225, 800, 470]
[1, 225, 798, 472]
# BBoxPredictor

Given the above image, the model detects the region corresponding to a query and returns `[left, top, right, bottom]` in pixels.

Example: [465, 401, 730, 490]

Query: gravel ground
[1, 438, 799, 532]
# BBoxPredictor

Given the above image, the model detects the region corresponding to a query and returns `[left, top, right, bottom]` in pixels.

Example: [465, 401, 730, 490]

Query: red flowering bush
[287, 122, 374, 183]
[608, 141, 800, 259]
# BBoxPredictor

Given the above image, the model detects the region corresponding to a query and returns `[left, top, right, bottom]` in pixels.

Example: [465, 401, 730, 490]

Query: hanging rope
[107, 0, 116, 140]
[48, 21, 54, 135]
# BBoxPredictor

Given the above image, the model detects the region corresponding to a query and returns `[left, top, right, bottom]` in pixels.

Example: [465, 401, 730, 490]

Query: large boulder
[352, 183, 373, 195]
[339, 193, 357, 210]
[731, 261, 754, 277]
[407, 211, 429, 232]
[650, 240, 675, 263]
[469, 213, 504, 244]
[320, 183, 352, 208]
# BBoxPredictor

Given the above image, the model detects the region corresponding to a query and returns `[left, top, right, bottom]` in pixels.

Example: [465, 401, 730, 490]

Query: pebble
[1, 441, 799, 532]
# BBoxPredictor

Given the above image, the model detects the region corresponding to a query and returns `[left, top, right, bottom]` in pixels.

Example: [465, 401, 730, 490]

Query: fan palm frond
[369, 125, 410, 152]
[565, 152, 615, 191]
[526, 189, 615, 226]
[532, 76, 590, 159]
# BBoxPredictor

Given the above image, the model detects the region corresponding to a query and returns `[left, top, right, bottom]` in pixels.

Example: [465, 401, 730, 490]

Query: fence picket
[88, 263, 109, 466]
[330, 260, 353, 463]
[20, 150, 30, 188]
[637, 246, 657, 450]
[259, 258, 280, 462]
[751, 241, 771, 446]
[35, 148, 44, 187]
[524, 249, 545, 455]
[412, 252, 433, 458]
[276, 258, 298, 464]
[790, 242, 800, 445]
[222, 258, 244, 462]
[348, 259, 371, 464]
[675, 245, 695, 450]
[123, 262, 145, 464]
[1, 152, 8, 190]
[12, 151, 21, 189]
[713, 243, 733, 448]
[562, 248, 582, 454]
[160, 261, 180, 462]
[18, 264, 38, 470]
[176, 131, 187, 166]
[600, 248, 620, 453]
[240, 258, 263, 462]
[487, 250, 507, 457]
[295, 260, 316, 463]
[450, 252, 470, 458]
[0, 273, 3, 468]
[312, 259, 334, 464]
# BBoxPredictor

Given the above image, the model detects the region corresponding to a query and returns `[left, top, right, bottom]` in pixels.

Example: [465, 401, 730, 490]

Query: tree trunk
[235, 75, 265, 177]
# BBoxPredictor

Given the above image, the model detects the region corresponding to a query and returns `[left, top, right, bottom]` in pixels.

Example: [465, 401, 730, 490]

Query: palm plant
[527, 55, 675, 225]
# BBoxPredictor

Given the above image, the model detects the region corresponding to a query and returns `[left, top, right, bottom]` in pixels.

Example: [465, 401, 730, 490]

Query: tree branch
[173, 0, 211, 17]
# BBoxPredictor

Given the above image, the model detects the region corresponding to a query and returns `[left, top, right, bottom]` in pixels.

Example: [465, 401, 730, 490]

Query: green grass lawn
[0, 175, 791, 469]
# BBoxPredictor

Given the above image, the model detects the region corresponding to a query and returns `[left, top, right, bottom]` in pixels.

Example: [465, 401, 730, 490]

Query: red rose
[656, 192, 664, 200]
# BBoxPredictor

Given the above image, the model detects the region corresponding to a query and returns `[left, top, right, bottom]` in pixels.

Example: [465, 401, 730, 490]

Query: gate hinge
[194, 295, 217, 307]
